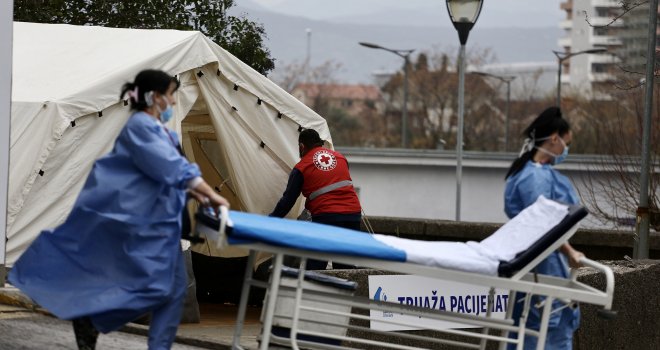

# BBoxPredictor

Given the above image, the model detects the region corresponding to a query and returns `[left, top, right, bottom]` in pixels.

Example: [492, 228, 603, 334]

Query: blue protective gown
[9, 112, 201, 350]
[504, 160, 580, 350]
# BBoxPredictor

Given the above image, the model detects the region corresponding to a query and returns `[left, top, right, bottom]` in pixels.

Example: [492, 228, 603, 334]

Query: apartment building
[558, 0, 623, 99]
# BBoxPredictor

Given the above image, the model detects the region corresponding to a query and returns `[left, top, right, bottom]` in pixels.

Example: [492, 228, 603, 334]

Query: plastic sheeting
[7, 22, 330, 265]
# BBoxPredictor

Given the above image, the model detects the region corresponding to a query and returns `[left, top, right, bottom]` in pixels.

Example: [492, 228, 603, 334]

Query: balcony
[590, 54, 620, 64]
[559, 19, 573, 29]
[589, 16, 624, 27]
[589, 72, 615, 82]
[558, 37, 572, 48]
[590, 35, 622, 46]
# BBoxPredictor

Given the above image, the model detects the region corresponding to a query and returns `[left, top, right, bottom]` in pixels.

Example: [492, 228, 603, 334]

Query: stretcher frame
[205, 208, 614, 350]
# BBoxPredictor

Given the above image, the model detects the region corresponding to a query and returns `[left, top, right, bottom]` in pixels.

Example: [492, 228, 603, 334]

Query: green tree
[14, 0, 274, 75]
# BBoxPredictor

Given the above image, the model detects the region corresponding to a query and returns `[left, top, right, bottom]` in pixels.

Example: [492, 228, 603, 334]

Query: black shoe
[72, 317, 99, 350]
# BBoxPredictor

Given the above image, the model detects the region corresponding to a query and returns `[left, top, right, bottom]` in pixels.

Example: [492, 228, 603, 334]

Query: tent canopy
[7, 22, 331, 265]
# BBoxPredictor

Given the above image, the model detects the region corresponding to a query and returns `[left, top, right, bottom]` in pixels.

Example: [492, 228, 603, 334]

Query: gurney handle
[578, 257, 617, 314]
[217, 205, 229, 249]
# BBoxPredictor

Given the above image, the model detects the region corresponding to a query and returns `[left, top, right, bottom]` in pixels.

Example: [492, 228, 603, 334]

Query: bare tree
[571, 86, 660, 230]
[380, 46, 540, 151]
[273, 60, 385, 147]
[567, 0, 660, 229]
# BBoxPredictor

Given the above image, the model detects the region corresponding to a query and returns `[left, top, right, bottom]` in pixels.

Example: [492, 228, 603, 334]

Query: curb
[0, 286, 48, 314]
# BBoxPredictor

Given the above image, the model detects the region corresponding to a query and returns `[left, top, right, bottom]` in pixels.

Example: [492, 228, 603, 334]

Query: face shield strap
[144, 91, 155, 107]
[535, 144, 560, 159]
[518, 127, 552, 157]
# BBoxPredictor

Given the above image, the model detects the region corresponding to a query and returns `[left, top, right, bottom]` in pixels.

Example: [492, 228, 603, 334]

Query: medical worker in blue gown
[503, 106, 585, 350]
[9, 69, 229, 350]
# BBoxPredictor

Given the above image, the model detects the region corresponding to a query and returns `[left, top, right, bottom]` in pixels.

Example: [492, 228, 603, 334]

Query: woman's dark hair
[298, 129, 324, 148]
[120, 69, 180, 111]
[505, 106, 571, 179]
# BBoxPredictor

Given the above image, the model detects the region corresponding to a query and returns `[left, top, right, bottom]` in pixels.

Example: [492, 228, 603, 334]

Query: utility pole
[0, 0, 14, 286]
[305, 28, 311, 83]
[359, 42, 414, 148]
[634, 0, 658, 259]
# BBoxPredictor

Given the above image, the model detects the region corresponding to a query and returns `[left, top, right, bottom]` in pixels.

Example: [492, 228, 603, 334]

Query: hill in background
[231, 1, 563, 86]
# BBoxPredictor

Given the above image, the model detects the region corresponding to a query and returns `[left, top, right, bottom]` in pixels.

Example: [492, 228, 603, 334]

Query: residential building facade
[559, 0, 660, 98]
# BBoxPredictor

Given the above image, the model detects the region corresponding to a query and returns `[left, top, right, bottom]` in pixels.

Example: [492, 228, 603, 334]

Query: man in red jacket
[270, 129, 362, 269]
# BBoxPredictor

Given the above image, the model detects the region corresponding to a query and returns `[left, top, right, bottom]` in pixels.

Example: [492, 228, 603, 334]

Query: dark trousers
[306, 219, 361, 270]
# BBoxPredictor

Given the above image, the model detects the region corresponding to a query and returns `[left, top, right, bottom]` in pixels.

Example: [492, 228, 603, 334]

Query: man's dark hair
[298, 129, 324, 148]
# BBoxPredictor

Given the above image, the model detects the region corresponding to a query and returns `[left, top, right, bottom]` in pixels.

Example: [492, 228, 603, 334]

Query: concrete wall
[574, 260, 660, 349]
[363, 215, 660, 260]
[350, 158, 507, 223]
[341, 148, 652, 230]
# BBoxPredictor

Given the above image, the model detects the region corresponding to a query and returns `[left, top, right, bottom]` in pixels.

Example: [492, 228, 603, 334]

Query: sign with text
[369, 275, 509, 331]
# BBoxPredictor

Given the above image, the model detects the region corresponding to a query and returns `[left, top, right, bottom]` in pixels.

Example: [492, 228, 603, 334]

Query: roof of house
[293, 83, 381, 100]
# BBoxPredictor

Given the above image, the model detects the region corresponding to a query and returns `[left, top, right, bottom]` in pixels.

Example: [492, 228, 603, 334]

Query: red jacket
[295, 147, 361, 215]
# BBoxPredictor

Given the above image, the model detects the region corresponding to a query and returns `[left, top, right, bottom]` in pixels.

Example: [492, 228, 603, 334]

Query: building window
[592, 63, 607, 73]
[594, 27, 609, 36]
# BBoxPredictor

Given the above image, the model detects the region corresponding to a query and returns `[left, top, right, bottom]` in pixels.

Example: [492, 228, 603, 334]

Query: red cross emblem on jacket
[295, 147, 361, 215]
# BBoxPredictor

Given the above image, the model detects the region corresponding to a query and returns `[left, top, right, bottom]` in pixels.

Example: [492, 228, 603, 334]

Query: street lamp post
[359, 42, 414, 148]
[553, 48, 607, 108]
[446, 0, 483, 221]
[305, 28, 312, 82]
[471, 71, 516, 152]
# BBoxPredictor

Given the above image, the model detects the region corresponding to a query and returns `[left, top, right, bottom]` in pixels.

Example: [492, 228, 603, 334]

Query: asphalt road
[0, 305, 207, 350]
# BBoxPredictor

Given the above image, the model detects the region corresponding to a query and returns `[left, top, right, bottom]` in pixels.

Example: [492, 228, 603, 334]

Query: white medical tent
[7, 22, 332, 266]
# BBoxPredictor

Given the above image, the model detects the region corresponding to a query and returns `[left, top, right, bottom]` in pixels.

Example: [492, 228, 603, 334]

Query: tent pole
[0, 1, 13, 286]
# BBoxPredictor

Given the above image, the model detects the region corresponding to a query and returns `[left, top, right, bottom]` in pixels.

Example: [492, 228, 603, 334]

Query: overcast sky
[239, 0, 565, 28]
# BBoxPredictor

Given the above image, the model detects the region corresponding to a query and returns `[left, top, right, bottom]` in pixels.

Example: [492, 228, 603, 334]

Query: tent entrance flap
[185, 129, 248, 258]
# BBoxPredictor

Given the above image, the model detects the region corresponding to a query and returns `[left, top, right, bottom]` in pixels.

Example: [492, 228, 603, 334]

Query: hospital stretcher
[194, 196, 615, 350]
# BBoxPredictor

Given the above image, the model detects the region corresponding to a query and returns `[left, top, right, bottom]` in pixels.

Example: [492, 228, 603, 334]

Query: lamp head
[446, 0, 484, 45]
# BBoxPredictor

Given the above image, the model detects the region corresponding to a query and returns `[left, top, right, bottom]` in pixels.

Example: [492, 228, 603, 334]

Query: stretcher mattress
[198, 196, 586, 276]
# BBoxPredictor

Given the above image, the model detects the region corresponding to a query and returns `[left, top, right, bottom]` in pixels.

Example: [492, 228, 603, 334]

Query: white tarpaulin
[7, 22, 331, 266]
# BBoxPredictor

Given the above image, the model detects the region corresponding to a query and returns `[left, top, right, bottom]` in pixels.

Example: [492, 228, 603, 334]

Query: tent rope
[361, 208, 375, 234]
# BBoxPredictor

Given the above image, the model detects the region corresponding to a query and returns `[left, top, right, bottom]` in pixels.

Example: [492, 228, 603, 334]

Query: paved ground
[174, 303, 261, 349]
[0, 304, 210, 350]
[0, 290, 264, 350]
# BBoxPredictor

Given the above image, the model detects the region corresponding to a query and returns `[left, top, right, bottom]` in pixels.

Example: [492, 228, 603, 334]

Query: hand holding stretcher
[194, 196, 615, 350]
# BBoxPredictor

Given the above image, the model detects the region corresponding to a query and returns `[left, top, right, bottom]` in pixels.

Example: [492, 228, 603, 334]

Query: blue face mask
[159, 104, 174, 123]
[553, 139, 569, 165]
[156, 96, 174, 123]
[535, 137, 569, 165]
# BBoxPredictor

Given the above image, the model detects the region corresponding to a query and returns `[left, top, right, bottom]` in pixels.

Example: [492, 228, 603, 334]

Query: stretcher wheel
[597, 309, 617, 319]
